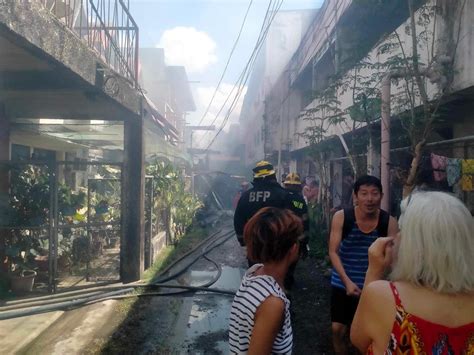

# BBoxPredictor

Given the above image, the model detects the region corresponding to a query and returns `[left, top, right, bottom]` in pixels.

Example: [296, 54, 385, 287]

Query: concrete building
[0, 0, 190, 290]
[139, 48, 196, 153]
[254, 0, 474, 214]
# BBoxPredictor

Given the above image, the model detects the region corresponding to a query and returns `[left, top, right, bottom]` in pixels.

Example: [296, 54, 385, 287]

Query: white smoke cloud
[191, 83, 247, 148]
[157, 27, 218, 73]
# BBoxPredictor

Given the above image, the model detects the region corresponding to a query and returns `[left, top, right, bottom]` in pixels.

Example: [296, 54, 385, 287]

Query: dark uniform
[233, 179, 293, 246]
[287, 190, 309, 245]
[284, 189, 310, 290]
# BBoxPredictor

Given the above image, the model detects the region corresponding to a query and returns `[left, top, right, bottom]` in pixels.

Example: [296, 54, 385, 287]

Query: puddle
[169, 266, 245, 353]
[176, 265, 244, 290]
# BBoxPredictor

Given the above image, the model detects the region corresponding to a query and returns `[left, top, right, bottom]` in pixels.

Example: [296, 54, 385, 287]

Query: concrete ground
[0, 225, 247, 354]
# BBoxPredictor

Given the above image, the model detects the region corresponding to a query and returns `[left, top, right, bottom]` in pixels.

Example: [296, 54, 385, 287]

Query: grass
[143, 225, 209, 282]
[116, 225, 210, 315]
[309, 228, 330, 266]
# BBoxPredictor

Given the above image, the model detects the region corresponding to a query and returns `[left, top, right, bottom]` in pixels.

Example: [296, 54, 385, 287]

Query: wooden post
[121, 110, 145, 283]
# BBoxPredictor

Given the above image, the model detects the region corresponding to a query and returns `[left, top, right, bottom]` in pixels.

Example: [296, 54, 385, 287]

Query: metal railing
[38, 0, 139, 85]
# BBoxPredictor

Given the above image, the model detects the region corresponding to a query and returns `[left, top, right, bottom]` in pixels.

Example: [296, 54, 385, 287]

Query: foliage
[9, 165, 51, 226]
[146, 161, 202, 243]
[375, 0, 467, 195]
[58, 184, 86, 217]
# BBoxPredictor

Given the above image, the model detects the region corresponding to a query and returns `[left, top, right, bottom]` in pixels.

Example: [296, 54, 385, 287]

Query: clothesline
[431, 153, 474, 191]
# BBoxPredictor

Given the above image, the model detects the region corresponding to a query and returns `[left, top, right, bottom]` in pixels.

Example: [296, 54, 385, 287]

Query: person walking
[234, 161, 292, 250]
[282, 172, 310, 291]
[229, 207, 302, 354]
[328, 175, 398, 354]
[283, 173, 309, 257]
[351, 191, 474, 354]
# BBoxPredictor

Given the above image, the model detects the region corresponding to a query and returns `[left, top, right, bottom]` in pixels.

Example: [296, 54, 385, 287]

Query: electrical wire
[199, 0, 285, 152]
[196, 0, 254, 128]
[194, 0, 278, 148]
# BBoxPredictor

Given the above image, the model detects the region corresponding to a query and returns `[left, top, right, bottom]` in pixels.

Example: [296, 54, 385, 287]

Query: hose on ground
[0, 227, 238, 319]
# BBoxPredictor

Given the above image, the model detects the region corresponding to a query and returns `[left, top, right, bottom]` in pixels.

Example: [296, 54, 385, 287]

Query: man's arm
[328, 210, 361, 296]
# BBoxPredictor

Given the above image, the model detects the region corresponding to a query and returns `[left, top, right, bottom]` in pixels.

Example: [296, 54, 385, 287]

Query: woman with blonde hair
[351, 191, 474, 354]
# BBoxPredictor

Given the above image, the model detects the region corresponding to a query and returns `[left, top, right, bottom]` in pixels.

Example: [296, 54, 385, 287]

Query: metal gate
[0, 160, 122, 296]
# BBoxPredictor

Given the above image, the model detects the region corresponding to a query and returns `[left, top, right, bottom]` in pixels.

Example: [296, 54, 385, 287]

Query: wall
[292, 0, 474, 152]
[239, 9, 317, 166]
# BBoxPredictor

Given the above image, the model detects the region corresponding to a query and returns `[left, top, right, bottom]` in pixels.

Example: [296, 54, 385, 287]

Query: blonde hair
[390, 191, 474, 293]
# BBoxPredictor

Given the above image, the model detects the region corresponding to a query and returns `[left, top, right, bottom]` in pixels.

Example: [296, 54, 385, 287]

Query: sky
[129, 0, 324, 148]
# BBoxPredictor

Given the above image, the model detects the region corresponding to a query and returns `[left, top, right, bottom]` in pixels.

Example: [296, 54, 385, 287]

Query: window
[11, 144, 30, 161]
[33, 148, 56, 162]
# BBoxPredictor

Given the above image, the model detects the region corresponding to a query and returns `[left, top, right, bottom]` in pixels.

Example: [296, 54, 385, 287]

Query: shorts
[330, 286, 360, 325]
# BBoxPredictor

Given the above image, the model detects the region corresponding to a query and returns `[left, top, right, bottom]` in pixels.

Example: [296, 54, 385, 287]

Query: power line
[195, 0, 254, 128]
[203, 0, 285, 152]
[197, 0, 284, 151]
[195, 0, 276, 147]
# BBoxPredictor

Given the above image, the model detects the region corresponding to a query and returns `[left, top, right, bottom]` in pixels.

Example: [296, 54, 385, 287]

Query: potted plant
[8, 250, 38, 293]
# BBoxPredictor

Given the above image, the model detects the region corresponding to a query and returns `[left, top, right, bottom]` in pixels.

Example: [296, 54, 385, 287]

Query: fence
[38, 0, 139, 85]
[0, 160, 122, 295]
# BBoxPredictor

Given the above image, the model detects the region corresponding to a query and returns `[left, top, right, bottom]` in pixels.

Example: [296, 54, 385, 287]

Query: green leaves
[146, 161, 202, 242]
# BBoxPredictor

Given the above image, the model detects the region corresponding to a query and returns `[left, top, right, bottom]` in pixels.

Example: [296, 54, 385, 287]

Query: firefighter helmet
[284, 172, 302, 185]
[253, 160, 276, 179]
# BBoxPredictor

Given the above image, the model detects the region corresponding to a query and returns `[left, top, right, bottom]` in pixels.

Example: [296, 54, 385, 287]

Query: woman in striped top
[229, 207, 302, 354]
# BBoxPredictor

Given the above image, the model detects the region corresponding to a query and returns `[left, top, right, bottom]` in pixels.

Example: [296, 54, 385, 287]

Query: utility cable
[201, 0, 285, 151]
[0, 228, 237, 319]
[196, 0, 254, 127]
[195, 0, 279, 148]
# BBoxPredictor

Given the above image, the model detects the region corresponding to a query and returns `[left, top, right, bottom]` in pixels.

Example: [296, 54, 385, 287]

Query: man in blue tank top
[328, 175, 398, 354]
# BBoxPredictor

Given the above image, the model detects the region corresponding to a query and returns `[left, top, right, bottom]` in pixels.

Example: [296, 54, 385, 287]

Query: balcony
[38, 0, 139, 85]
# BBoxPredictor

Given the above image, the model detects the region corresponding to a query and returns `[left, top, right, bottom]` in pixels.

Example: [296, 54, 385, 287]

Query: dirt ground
[95, 219, 334, 354]
[291, 256, 333, 354]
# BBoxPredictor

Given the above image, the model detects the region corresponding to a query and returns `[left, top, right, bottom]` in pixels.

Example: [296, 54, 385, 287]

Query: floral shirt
[368, 283, 474, 355]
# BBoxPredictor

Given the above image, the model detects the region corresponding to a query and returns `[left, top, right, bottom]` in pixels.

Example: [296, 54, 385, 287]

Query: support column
[380, 75, 391, 212]
[0, 103, 10, 189]
[0, 103, 10, 266]
[121, 112, 145, 283]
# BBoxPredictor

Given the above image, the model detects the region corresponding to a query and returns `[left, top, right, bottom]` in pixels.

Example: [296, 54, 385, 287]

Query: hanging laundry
[430, 153, 447, 182]
[461, 159, 474, 192]
[446, 158, 461, 186]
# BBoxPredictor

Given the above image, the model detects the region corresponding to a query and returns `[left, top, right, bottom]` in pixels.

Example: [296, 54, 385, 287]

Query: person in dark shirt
[328, 175, 398, 354]
[283, 172, 310, 291]
[283, 173, 309, 257]
[234, 161, 293, 261]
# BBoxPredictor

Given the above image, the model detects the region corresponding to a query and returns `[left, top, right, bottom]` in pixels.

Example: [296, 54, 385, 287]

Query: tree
[301, 0, 468, 210]
[377, 0, 467, 196]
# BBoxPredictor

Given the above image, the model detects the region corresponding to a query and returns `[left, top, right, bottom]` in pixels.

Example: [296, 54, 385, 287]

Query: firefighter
[233, 161, 292, 251]
[283, 172, 310, 258]
[283, 172, 310, 291]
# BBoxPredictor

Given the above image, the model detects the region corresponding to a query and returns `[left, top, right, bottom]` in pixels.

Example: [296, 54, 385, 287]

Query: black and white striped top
[229, 264, 293, 354]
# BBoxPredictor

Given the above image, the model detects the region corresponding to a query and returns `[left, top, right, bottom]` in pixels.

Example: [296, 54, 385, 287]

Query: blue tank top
[331, 222, 380, 290]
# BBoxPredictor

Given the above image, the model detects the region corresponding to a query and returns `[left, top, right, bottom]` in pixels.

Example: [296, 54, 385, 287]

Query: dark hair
[244, 207, 302, 263]
[353, 175, 382, 194]
[308, 180, 319, 188]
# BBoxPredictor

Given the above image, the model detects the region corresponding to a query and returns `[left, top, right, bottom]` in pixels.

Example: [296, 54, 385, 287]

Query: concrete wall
[0, 1, 141, 117]
[292, 0, 474, 152]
